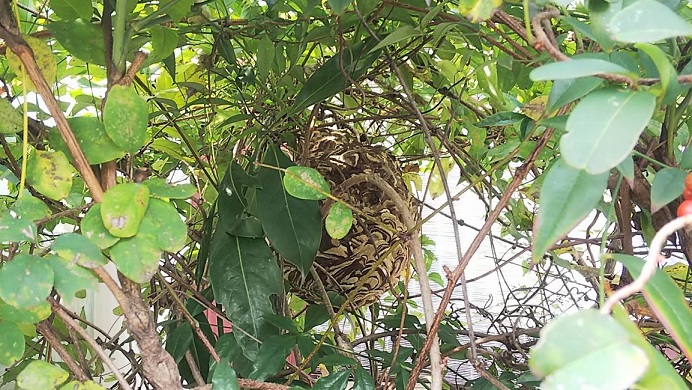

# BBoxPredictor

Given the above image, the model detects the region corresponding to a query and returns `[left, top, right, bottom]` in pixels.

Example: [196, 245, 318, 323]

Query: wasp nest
[284, 127, 417, 308]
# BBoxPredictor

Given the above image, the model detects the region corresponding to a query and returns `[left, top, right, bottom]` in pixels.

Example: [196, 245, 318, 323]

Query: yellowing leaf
[26, 150, 73, 201]
[0, 98, 23, 134]
[459, 0, 502, 22]
[325, 202, 353, 239]
[100, 183, 150, 238]
[283, 166, 330, 200]
[6, 35, 57, 91]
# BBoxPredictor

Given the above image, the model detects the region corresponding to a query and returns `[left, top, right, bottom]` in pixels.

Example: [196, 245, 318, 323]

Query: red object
[684, 187, 692, 200]
[677, 199, 692, 217]
[685, 173, 692, 191]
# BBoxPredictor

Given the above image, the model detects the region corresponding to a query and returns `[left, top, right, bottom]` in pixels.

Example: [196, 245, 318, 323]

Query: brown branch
[0, 1, 104, 201]
[36, 321, 90, 382]
[47, 298, 132, 389]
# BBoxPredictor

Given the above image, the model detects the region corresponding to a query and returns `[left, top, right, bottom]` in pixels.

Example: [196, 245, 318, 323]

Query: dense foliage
[0, 0, 691, 389]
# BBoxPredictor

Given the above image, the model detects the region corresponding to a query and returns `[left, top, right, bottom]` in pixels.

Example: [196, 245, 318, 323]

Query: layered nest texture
[284, 127, 417, 308]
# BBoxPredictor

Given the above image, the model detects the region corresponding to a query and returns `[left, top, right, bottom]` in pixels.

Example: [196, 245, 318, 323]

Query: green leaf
[0, 299, 51, 324]
[612, 305, 688, 389]
[142, 177, 196, 199]
[304, 304, 329, 331]
[680, 147, 692, 170]
[26, 150, 73, 201]
[48, 254, 98, 301]
[81, 204, 120, 249]
[561, 88, 656, 174]
[609, 0, 692, 43]
[100, 183, 150, 238]
[530, 59, 631, 81]
[211, 359, 240, 390]
[52, 233, 108, 268]
[159, 0, 195, 21]
[283, 166, 330, 200]
[59, 380, 106, 390]
[48, 0, 92, 20]
[7, 35, 56, 93]
[369, 25, 418, 53]
[137, 198, 187, 252]
[48, 20, 105, 65]
[636, 43, 681, 104]
[0, 321, 24, 366]
[110, 235, 162, 283]
[0, 254, 54, 309]
[546, 77, 603, 113]
[475, 111, 528, 127]
[256, 35, 274, 82]
[530, 309, 648, 389]
[165, 322, 193, 364]
[49, 117, 124, 164]
[313, 369, 351, 390]
[103, 85, 149, 154]
[255, 144, 321, 276]
[328, 0, 352, 13]
[17, 360, 69, 390]
[148, 26, 178, 64]
[0, 212, 37, 242]
[542, 343, 648, 390]
[458, 0, 502, 22]
[613, 254, 692, 365]
[249, 334, 296, 381]
[532, 159, 608, 264]
[208, 234, 282, 360]
[325, 202, 353, 240]
[291, 38, 381, 114]
[0, 98, 23, 134]
[353, 366, 376, 390]
[650, 167, 686, 213]
[616, 156, 635, 186]
[217, 166, 264, 238]
[11, 193, 51, 221]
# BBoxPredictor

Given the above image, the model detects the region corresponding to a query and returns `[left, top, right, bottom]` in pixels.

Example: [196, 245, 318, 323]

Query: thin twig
[48, 298, 133, 390]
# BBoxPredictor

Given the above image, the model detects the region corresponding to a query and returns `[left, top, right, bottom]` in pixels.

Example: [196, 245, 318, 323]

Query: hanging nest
[283, 126, 418, 308]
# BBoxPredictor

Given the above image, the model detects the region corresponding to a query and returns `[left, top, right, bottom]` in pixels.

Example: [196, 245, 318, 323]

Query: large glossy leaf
[650, 167, 686, 213]
[290, 38, 381, 114]
[217, 164, 263, 238]
[48, 20, 106, 65]
[208, 234, 282, 360]
[313, 369, 351, 390]
[211, 358, 239, 390]
[49, 117, 124, 164]
[249, 334, 296, 381]
[612, 305, 688, 389]
[532, 159, 608, 264]
[561, 88, 656, 174]
[255, 144, 321, 275]
[530, 309, 648, 389]
[48, 0, 92, 20]
[0, 254, 54, 309]
[609, 0, 692, 43]
[530, 59, 631, 81]
[546, 77, 603, 113]
[612, 254, 692, 364]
